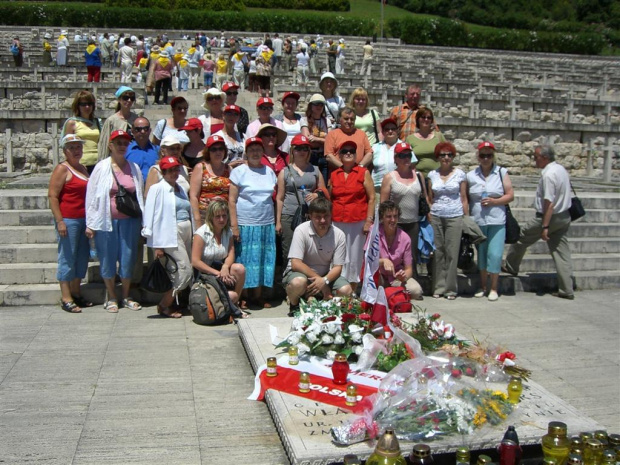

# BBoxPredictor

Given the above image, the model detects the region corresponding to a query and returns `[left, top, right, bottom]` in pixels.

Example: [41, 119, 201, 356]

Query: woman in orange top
[189, 134, 231, 227]
[328, 140, 375, 291]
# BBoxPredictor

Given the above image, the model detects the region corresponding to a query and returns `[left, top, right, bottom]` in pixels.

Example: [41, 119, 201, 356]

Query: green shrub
[243, 0, 349, 12]
[105, 0, 241, 9]
[388, 16, 607, 54]
[0, 2, 371, 34]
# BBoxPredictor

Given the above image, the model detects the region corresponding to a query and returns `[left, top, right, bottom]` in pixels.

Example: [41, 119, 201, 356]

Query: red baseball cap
[245, 137, 263, 149]
[477, 141, 496, 150]
[224, 104, 241, 114]
[256, 97, 274, 107]
[206, 134, 226, 148]
[380, 118, 398, 129]
[110, 130, 132, 142]
[281, 91, 300, 103]
[337, 140, 357, 153]
[291, 134, 311, 147]
[178, 118, 202, 131]
[159, 156, 181, 170]
[394, 142, 413, 154]
[222, 82, 239, 92]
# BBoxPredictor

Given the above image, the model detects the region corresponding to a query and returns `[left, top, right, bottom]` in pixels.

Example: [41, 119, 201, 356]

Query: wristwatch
[324, 278, 330, 286]
[542, 226, 549, 229]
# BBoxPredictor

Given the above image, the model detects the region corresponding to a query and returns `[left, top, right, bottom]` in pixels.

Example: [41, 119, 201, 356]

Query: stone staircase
[0, 175, 618, 306]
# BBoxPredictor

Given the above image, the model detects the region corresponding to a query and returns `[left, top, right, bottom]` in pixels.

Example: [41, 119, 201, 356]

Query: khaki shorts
[283, 271, 349, 293]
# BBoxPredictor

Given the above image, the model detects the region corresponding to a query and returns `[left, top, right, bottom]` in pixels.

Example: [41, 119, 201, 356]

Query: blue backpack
[10, 43, 19, 56]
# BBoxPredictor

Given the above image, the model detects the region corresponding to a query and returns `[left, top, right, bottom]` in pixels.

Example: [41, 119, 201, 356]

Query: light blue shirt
[467, 165, 507, 226]
[371, 140, 400, 187]
[428, 168, 465, 218]
[230, 164, 277, 226]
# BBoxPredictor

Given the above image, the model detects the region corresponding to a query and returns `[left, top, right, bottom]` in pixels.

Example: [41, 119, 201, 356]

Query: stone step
[518, 253, 620, 272]
[3, 210, 54, 226]
[0, 262, 99, 285]
[0, 243, 58, 264]
[0, 283, 160, 307]
[528, 237, 620, 254]
[567, 222, 620, 238]
[509, 192, 620, 210]
[510, 207, 620, 224]
[0, 189, 49, 210]
[0, 226, 57, 244]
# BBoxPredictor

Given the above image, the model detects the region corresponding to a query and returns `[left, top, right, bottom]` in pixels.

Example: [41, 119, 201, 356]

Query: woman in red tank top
[48, 135, 91, 313]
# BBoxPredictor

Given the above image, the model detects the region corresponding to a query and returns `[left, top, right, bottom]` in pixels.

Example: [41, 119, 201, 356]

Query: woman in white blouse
[142, 156, 194, 318]
[191, 199, 246, 308]
[428, 142, 468, 300]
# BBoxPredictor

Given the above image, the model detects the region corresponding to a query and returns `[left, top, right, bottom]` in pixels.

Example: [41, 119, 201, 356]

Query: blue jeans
[56, 218, 89, 281]
[95, 217, 141, 279]
[203, 71, 213, 87]
[476, 224, 506, 274]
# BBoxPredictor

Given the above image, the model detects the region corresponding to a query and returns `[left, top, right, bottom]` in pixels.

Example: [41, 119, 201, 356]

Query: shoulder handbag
[498, 167, 520, 244]
[141, 253, 177, 293]
[416, 172, 430, 217]
[287, 167, 309, 231]
[111, 165, 142, 218]
[568, 183, 586, 221]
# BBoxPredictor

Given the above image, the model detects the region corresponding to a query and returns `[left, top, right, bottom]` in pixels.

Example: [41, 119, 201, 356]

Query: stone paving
[0, 290, 618, 464]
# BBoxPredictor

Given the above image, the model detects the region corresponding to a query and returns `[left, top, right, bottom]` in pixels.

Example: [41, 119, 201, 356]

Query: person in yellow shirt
[215, 53, 229, 90]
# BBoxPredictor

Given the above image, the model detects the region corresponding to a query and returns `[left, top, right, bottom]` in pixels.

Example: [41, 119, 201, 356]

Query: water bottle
[482, 189, 489, 207]
[300, 185, 310, 205]
[89, 238, 97, 259]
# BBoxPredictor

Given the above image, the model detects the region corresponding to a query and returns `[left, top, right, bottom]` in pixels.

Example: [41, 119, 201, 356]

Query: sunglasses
[206, 96, 221, 101]
[133, 126, 150, 132]
[210, 146, 226, 152]
[293, 146, 310, 152]
[261, 132, 278, 137]
[310, 102, 324, 106]
[121, 95, 136, 101]
[258, 105, 273, 111]
[420, 115, 433, 120]
[78, 102, 94, 107]
[383, 126, 397, 132]
[479, 153, 494, 159]
[339, 149, 356, 155]
[439, 152, 454, 158]
[226, 91, 238, 96]
[396, 152, 412, 159]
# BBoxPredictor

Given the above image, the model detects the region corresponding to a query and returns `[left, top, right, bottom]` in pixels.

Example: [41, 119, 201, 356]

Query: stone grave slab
[238, 318, 603, 465]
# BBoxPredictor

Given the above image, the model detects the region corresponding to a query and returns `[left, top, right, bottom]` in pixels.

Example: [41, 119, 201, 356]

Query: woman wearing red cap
[276, 134, 328, 266]
[427, 142, 468, 300]
[213, 104, 245, 168]
[178, 118, 206, 169]
[244, 97, 284, 140]
[329, 140, 375, 291]
[229, 137, 277, 308]
[189, 134, 231, 226]
[142, 156, 194, 318]
[86, 129, 145, 313]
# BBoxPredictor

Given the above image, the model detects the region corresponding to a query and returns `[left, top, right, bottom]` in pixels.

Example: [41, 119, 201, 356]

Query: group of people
[49, 76, 576, 316]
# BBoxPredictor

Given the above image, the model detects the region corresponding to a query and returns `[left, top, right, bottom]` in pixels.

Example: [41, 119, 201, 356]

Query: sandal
[432, 294, 442, 299]
[60, 300, 82, 313]
[122, 298, 142, 311]
[238, 300, 249, 310]
[445, 295, 457, 301]
[72, 295, 93, 308]
[105, 300, 119, 313]
[157, 305, 182, 319]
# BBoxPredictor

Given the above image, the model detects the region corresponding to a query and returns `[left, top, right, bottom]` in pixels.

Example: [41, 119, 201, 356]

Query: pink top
[378, 225, 412, 283]
[110, 163, 136, 219]
[203, 60, 215, 72]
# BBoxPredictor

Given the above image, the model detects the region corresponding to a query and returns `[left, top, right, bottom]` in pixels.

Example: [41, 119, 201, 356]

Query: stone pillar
[6, 129, 13, 173]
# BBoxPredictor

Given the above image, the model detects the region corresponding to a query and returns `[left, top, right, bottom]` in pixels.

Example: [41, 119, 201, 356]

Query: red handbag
[385, 286, 412, 313]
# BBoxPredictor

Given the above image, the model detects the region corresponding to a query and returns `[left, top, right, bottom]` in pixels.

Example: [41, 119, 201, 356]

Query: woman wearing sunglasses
[62, 90, 100, 174]
[198, 88, 225, 141]
[329, 140, 375, 293]
[466, 142, 514, 301]
[97, 86, 139, 161]
[406, 107, 445, 176]
[427, 142, 468, 300]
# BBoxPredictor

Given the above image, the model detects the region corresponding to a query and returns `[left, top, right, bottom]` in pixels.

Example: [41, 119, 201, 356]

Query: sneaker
[474, 289, 486, 298]
[488, 291, 499, 301]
